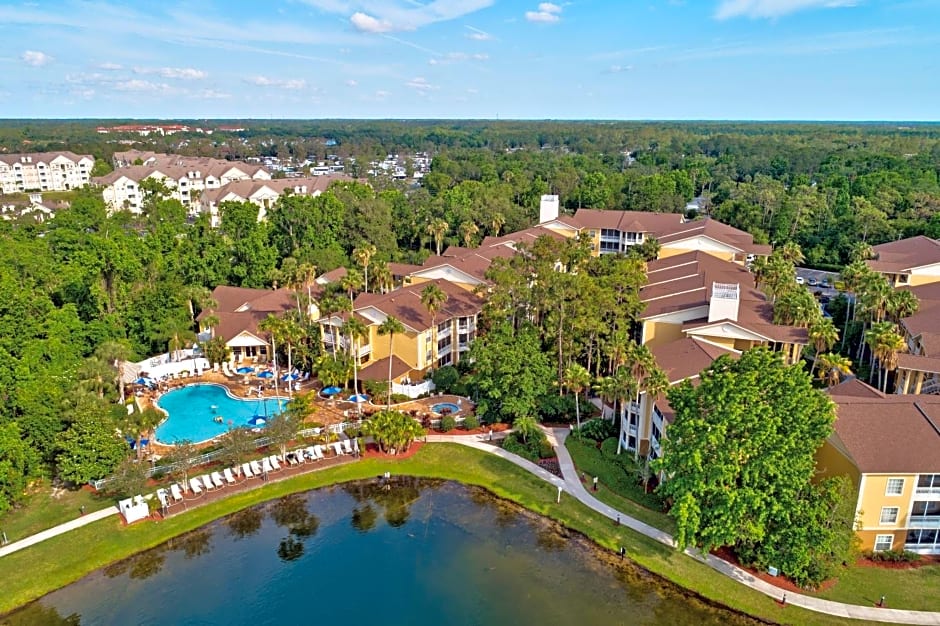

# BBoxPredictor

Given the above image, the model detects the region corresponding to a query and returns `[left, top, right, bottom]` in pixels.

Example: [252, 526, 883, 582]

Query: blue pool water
[432, 402, 460, 414]
[155, 384, 287, 444]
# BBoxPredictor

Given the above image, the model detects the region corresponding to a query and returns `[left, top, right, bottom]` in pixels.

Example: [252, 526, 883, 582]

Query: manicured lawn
[0, 479, 113, 541]
[813, 561, 940, 612]
[0, 445, 908, 625]
[564, 436, 676, 534]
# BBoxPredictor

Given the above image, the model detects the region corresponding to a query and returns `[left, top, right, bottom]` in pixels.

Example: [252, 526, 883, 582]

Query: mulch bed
[537, 458, 562, 477]
[711, 547, 838, 594]
[856, 554, 940, 570]
[432, 422, 510, 436]
[361, 441, 425, 460]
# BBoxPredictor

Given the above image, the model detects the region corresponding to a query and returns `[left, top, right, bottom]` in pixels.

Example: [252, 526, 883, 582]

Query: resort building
[0, 152, 94, 194]
[318, 278, 484, 386]
[866, 236, 940, 288]
[816, 379, 940, 554]
[200, 176, 346, 225]
[894, 280, 940, 396]
[198, 285, 317, 365]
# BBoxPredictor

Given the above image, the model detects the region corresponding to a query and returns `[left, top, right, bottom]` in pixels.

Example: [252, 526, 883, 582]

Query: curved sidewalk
[0, 506, 119, 558]
[439, 428, 940, 625]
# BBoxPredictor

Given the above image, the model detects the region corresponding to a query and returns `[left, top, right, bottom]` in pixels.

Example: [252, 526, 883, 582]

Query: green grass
[812, 560, 940, 612]
[0, 445, 914, 625]
[0, 480, 113, 541]
[564, 436, 676, 534]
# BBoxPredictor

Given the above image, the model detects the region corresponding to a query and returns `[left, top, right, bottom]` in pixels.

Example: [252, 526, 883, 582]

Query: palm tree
[371, 261, 393, 294]
[817, 352, 853, 387]
[838, 261, 868, 350]
[340, 267, 364, 312]
[298, 262, 318, 321]
[95, 339, 133, 404]
[125, 407, 163, 462]
[749, 255, 769, 290]
[871, 323, 906, 393]
[420, 283, 448, 368]
[378, 316, 406, 411]
[426, 219, 449, 256]
[490, 212, 505, 237]
[77, 357, 115, 400]
[342, 317, 369, 407]
[808, 317, 839, 377]
[184, 285, 217, 327]
[353, 244, 377, 293]
[849, 242, 874, 263]
[158, 317, 196, 363]
[886, 289, 919, 323]
[563, 363, 592, 434]
[778, 241, 805, 265]
[458, 220, 479, 248]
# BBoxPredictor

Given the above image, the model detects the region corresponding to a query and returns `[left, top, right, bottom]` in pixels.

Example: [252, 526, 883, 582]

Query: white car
[796, 276, 805, 285]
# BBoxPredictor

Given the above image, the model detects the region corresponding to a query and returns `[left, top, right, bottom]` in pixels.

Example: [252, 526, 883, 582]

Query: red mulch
[432, 422, 510, 436]
[362, 441, 425, 460]
[856, 554, 940, 570]
[711, 547, 838, 594]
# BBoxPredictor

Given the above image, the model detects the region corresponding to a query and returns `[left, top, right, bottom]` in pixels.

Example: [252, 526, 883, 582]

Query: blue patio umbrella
[348, 394, 369, 403]
[256, 370, 274, 379]
[133, 377, 153, 386]
[282, 372, 299, 382]
[236, 366, 255, 374]
[247, 415, 266, 426]
[322, 386, 342, 396]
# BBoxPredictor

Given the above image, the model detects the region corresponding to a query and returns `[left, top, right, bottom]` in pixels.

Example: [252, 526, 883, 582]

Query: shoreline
[0, 445, 900, 624]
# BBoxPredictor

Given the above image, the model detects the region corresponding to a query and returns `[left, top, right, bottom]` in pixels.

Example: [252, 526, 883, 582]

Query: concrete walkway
[0, 505, 119, 558]
[444, 428, 940, 625]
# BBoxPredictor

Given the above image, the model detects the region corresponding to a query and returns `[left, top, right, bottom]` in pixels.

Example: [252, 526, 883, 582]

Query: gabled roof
[0, 151, 93, 166]
[352, 278, 484, 333]
[316, 267, 348, 285]
[569, 209, 685, 235]
[656, 217, 772, 255]
[652, 337, 737, 384]
[900, 281, 940, 357]
[827, 380, 940, 474]
[867, 236, 940, 273]
[359, 355, 412, 381]
[199, 286, 297, 343]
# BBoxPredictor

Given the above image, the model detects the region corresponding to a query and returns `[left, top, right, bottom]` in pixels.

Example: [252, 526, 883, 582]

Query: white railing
[915, 486, 940, 496]
[908, 516, 940, 529]
[391, 380, 435, 398]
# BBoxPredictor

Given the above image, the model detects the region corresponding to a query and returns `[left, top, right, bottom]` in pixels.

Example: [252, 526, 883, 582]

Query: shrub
[865, 549, 920, 563]
[462, 414, 479, 430]
[431, 366, 460, 393]
[575, 418, 616, 442]
[390, 393, 411, 404]
[501, 429, 554, 462]
[536, 393, 578, 423]
[502, 433, 538, 462]
[440, 414, 457, 432]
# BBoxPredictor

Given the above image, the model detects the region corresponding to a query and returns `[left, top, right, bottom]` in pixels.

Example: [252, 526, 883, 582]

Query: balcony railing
[915, 487, 940, 496]
[909, 516, 940, 529]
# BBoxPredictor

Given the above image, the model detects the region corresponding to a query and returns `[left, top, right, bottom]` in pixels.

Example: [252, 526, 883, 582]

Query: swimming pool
[431, 402, 460, 415]
[155, 384, 288, 444]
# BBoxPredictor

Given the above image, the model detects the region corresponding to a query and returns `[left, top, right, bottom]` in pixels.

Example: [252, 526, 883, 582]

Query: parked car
[808, 277, 818, 287]
[821, 278, 831, 288]
[796, 276, 805, 285]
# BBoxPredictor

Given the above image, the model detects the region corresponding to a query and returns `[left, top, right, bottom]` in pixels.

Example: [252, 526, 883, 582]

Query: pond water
[7, 481, 760, 626]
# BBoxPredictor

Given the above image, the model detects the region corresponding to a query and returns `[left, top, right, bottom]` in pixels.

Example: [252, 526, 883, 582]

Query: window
[918, 474, 940, 493]
[880, 507, 899, 525]
[885, 478, 905, 496]
[874, 535, 894, 552]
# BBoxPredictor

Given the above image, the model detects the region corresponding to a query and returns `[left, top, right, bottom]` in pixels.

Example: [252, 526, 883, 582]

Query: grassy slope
[0, 445, 899, 625]
[0, 480, 113, 541]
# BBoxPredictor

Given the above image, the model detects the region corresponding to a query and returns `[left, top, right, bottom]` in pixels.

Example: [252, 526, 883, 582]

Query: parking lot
[796, 267, 840, 298]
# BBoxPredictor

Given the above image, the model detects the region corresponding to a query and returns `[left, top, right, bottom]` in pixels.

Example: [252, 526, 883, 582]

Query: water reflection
[103, 546, 166, 580]
[269, 494, 319, 561]
[226, 506, 263, 540]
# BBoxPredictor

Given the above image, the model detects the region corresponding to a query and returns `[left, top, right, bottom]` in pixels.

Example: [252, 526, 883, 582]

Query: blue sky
[1, 0, 937, 120]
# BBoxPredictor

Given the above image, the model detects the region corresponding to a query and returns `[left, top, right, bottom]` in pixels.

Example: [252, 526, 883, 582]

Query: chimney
[708, 282, 740, 323]
[539, 194, 559, 224]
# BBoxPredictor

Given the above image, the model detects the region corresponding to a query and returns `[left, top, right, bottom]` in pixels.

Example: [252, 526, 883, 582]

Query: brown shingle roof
[652, 337, 737, 384]
[867, 236, 940, 273]
[570, 209, 685, 235]
[827, 381, 940, 474]
[900, 281, 940, 357]
[199, 286, 295, 343]
[359, 355, 412, 382]
[656, 217, 772, 255]
[354, 279, 483, 333]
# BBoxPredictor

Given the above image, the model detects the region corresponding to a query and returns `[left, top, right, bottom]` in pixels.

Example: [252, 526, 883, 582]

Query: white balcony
[909, 516, 940, 529]
[916, 487, 940, 496]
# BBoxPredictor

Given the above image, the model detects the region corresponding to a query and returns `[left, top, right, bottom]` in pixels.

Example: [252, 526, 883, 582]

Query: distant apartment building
[0, 152, 94, 194]
[866, 236, 940, 288]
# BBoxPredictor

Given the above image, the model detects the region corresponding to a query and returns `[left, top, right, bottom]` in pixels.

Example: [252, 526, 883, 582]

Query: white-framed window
[874, 534, 894, 552]
[885, 478, 905, 496]
[880, 507, 900, 525]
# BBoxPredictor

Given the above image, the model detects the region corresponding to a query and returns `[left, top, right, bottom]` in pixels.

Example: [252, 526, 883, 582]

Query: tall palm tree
[490, 213, 505, 237]
[778, 241, 805, 265]
[378, 316, 406, 411]
[872, 324, 906, 393]
[808, 317, 839, 377]
[125, 407, 163, 462]
[838, 261, 868, 350]
[158, 317, 196, 363]
[184, 285, 217, 327]
[96, 339, 133, 404]
[297, 262, 318, 321]
[886, 289, 919, 323]
[420, 283, 448, 368]
[564, 363, 592, 434]
[340, 268, 364, 312]
[353, 244, 377, 293]
[817, 352, 853, 387]
[342, 317, 369, 402]
[749, 255, 769, 290]
[371, 261, 393, 294]
[426, 219, 449, 256]
[77, 357, 115, 399]
[458, 220, 479, 248]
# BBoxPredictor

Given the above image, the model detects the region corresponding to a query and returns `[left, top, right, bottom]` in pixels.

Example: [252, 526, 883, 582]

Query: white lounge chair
[286, 452, 299, 466]
[189, 477, 203, 494]
[343, 439, 353, 455]
[250, 460, 263, 475]
[269, 455, 282, 470]
[332, 442, 344, 456]
[170, 483, 184, 501]
[261, 458, 273, 473]
[201, 475, 215, 491]
[211, 471, 225, 488]
[242, 462, 254, 478]
[352, 438, 361, 455]
[303, 446, 316, 461]
[223, 467, 237, 484]
[156, 488, 169, 508]
[313, 445, 326, 460]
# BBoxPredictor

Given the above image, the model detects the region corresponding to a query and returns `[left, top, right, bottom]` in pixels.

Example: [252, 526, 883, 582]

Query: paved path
[443, 428, 940, 625]
[0, 505, 119, 558]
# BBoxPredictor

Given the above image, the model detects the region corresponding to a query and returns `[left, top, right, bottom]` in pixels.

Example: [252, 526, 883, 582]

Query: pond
[7, 481, 761, 626]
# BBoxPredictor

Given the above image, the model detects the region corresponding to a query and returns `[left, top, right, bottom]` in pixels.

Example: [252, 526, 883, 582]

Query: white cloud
[345, 79, 358, 87]
[113, 79, 173, 93]
[21, 50, 53, 66]
[430, 51, 490, 65]
[98, 61, 123, 71]
[350, 12, 393, 33]
[247, 76, 307, 89]
[195, 89, 231, 99]
[134, 66, 208, 79]
[715, 0, 857, 20]
[405, 77, 437, 91]
[465, 25, 492, 40]
[607, 64, 634, 73]
[303, 0, 494, 33]
[374, 89, 391, 99]
[525, 2, 562, 23]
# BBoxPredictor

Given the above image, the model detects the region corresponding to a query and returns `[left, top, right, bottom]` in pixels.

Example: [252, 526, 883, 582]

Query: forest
[0, 119, 938, 516]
